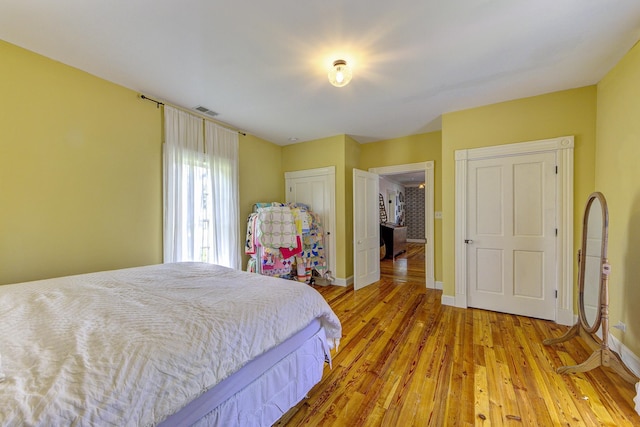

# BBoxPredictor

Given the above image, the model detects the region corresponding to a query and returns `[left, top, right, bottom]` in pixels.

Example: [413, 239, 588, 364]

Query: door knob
[464, 239, 473, 244]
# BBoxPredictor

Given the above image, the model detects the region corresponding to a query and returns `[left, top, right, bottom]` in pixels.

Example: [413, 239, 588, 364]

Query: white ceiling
[2, 1, 639, 145]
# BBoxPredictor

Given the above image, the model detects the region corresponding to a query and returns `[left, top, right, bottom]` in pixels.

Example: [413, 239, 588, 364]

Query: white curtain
[163, 106, 241, 269]
[205, 120, 240, 269]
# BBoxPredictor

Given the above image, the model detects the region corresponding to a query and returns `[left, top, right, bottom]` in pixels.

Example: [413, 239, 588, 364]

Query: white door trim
[285, 166, 337, 282]
[369, 161, 435, 289]
[454, 136, 574, 325]
[285, 166, 335, 179]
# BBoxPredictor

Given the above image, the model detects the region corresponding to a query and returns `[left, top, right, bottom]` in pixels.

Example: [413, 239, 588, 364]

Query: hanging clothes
[245, 202, 327, 282]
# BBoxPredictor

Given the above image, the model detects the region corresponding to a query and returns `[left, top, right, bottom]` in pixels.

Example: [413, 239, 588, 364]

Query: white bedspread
[0, 263, 341, 426]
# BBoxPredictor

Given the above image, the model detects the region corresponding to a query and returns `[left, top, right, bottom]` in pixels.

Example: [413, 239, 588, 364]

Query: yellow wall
[595, 40, 640, 356]
[441, 87, 598, 299]
[281, 135, 349, 278]
[9, 36, 637, 361]
[359, 131, 443, 282]
[0, 40, 163, 285]
[0, 40, 287, 286]
[238, 133, 284, 269]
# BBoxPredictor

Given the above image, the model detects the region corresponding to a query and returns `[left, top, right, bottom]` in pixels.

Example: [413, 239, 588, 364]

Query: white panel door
[285, 167, 336, 279]
[467, 151, 557, 320]
[353, 169, 380, 290]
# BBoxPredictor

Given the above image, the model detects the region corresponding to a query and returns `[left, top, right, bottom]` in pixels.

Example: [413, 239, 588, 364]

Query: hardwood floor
[280, 243, 640, 426]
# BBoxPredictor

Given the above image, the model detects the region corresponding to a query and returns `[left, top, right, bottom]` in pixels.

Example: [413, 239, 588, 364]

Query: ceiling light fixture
[328, 59, 352, 87]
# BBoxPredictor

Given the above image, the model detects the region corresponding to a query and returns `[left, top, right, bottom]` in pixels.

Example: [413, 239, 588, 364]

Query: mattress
[0, 263, 342, 426]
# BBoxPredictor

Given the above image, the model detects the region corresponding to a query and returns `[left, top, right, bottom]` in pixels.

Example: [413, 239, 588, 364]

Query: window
[163, 106, 240, 269]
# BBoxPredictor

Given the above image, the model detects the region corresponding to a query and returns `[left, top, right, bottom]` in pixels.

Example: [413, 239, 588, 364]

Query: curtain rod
[139, 94, 247, 136]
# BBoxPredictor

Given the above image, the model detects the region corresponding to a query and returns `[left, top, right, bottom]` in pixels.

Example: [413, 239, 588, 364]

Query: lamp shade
[328, 59, 352, 87]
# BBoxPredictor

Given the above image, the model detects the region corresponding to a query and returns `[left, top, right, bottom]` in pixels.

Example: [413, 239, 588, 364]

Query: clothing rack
[245, 202, 331, 285]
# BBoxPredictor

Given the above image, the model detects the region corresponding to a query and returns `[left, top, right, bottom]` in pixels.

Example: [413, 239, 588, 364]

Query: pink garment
[280, 235, 303, 258]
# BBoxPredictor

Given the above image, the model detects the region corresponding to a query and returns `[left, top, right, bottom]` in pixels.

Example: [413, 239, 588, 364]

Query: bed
[0, 262, 342, 426]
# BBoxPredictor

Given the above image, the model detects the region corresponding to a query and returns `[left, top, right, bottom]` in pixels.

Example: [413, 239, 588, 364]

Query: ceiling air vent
[193, 105, 219, 117]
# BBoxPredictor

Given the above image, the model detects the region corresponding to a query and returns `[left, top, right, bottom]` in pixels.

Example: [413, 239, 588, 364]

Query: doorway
[380, 242, 426, 284]
[369, 162, 435, 289]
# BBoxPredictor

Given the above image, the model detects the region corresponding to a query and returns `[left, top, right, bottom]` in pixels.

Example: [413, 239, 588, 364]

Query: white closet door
[285, 167, 336, 279]
[467, 151, 557, 320]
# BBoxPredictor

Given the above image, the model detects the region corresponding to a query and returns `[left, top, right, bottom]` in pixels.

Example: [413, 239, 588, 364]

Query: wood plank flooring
[279, 243, 640, 426]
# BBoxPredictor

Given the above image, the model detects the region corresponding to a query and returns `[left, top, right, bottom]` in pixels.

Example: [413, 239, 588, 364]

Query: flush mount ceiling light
[328, 59, 352, 87]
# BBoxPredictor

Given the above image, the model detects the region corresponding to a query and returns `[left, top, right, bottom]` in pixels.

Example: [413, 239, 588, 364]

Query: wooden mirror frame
[578, 192, 607, 335]
[544, 192, 638, 384]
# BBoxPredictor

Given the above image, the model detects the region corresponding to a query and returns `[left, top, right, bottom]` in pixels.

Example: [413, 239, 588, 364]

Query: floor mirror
[544, 192, 638, 383]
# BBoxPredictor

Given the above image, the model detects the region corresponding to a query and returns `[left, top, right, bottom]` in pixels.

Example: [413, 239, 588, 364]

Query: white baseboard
[407, 239, 426, 244]
[608, 333, 640, 378]
[441, 294, 456, 307]
[434, 281, 443, 290]
[332, 276, 352, 287]
[609, 334, 640, 416]
[609, 333, 640, 415]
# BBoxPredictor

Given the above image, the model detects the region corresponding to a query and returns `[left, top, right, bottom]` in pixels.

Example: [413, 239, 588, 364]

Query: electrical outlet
[435, 211, 443, 219]
[614, 321, 626, 332]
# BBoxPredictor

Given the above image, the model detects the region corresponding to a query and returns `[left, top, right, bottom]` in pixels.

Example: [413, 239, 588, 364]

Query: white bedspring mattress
[0, 262, 342, 426]
[161, 319, 329, 427]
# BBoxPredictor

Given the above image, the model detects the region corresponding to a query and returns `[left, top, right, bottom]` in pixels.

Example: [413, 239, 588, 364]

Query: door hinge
[555, 290, 558, 299]
[555, 228, 558, 236]
[555, 165, 558, 174]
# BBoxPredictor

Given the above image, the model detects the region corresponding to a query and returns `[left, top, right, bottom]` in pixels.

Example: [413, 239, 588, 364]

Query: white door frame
[369, 161, 435, 289]
[454, 136, 574, 325]
[285, 166, 337, 282]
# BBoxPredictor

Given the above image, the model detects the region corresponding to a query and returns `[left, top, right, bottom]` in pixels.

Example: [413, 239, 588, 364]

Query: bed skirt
[159, 319, 329, 426]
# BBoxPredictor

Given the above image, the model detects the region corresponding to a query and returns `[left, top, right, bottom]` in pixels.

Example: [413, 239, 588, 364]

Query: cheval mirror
[544, 192, 638, 383]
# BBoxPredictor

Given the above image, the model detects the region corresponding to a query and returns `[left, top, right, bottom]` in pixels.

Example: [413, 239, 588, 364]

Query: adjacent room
[2, 1, 640, 425]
